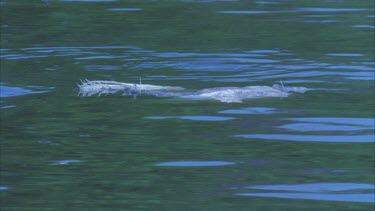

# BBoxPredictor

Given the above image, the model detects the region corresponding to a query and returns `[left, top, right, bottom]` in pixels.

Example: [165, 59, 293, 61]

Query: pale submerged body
[78, 80, 309, 103]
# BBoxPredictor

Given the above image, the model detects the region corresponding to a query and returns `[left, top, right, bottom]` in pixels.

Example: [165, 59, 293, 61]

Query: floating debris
[78, 80, 309, 103]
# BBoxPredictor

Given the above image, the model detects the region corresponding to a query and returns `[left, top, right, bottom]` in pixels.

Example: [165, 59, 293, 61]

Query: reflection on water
[0, 85, 50, 98]
[48, 160, 82, 166]
[108, 8, 143, 12]
[247, 183, 375, 192]
[38, 140, 61, 147]
[155, 161, 235, 167]
[234, 134, 375, 143]
[219, 107, 279, 115]
[0, 186, 9, 191]
[145, 116, 236, 121]
[236, 192, 374, 203]
[284, 168, 373, 176]
[299, 8, 370, 12]
[352, 25, 375, 29]
[2, 46, 374, 83]
[286, 117, 375, 127]
[182, 0, 240, 2]
[237, 183, 375, 202]
[278, 123, 368, 131]
[236, 117, 375, 142]
[302, 20, 338, 23]
[1, 105, 16, 109]
[218, 8, 371, 15]
[84, 65, 121, 71]
[326, 53, 364, 57]
[59, 0, 117, 2]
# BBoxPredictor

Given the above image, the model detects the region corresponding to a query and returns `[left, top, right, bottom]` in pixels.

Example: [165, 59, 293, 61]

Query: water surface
[1, 0, 374, 210]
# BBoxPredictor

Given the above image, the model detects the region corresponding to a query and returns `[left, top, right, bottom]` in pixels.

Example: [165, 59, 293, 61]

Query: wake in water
[77, 79, 309, 103]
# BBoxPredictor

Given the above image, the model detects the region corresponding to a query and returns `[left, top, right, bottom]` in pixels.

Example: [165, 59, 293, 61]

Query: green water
[1, 0, 374, 210]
